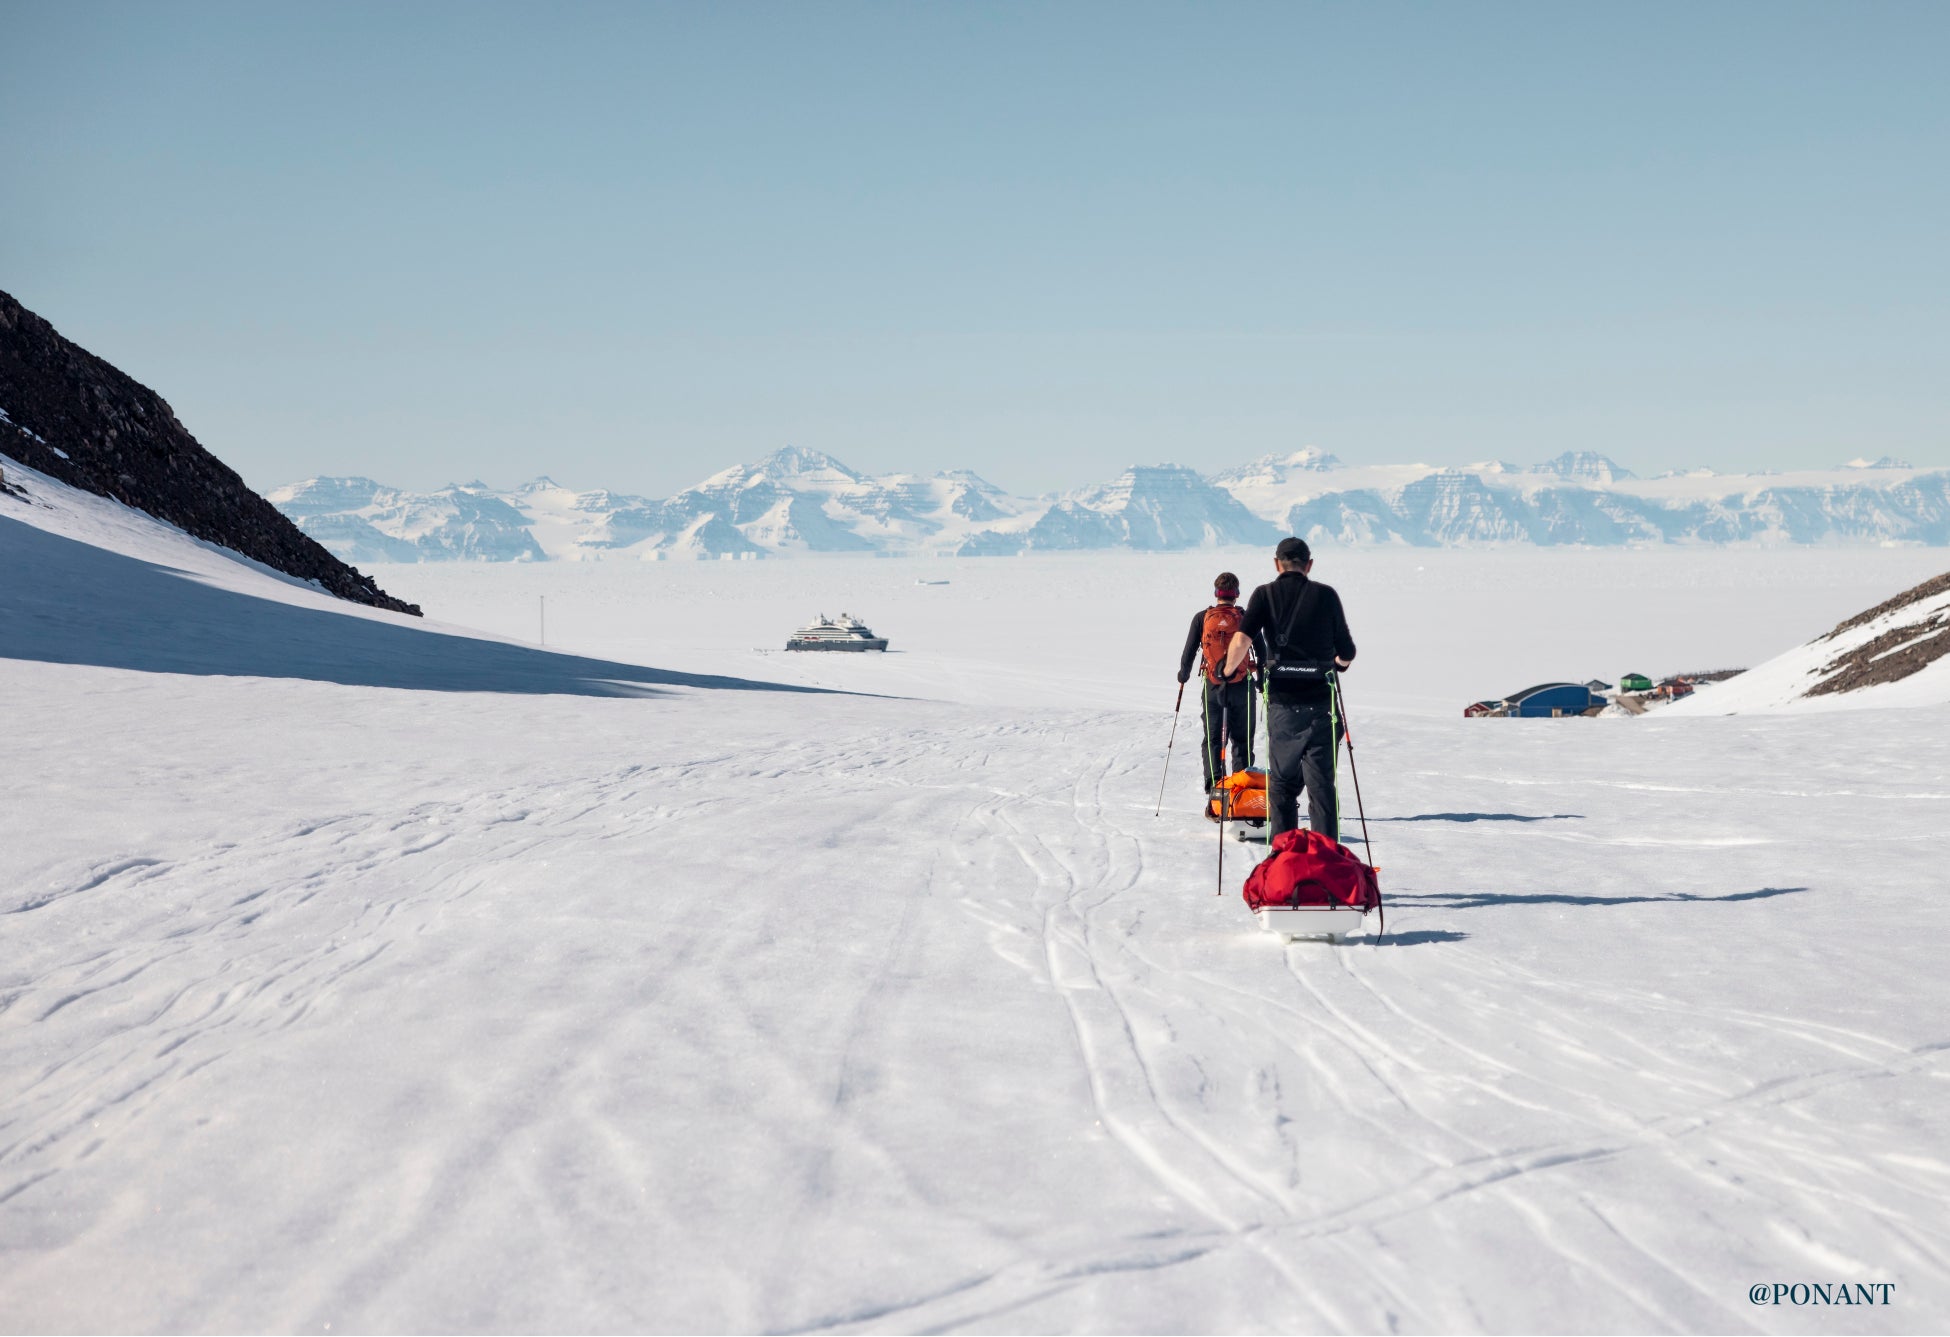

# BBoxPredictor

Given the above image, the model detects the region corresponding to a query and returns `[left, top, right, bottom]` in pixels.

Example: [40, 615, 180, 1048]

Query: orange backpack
[1200, 604, 1249, 684]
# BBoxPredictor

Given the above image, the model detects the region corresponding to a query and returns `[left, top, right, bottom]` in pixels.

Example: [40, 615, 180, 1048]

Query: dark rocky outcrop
[0, 289, 418, 615]
[1820, 570, 1950, 642]
[1806, 569, 1950, 697]
[1809, 618, 1950, 697]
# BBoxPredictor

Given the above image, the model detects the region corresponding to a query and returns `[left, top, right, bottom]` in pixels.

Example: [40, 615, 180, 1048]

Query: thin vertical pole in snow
[1215, 704, 1228, 896]
[1332, 671, 1384, 940]
[1154, 681, 1184, 816]
[1216, 781, 1226, 897]
[1333, 672, 1375, 869]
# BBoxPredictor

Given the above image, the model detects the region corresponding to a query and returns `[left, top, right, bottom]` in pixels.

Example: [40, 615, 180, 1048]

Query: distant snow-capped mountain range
[269, 448, 1950, 561]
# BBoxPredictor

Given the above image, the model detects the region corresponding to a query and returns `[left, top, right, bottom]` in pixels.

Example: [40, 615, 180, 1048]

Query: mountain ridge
[272, 447, 1950, 561]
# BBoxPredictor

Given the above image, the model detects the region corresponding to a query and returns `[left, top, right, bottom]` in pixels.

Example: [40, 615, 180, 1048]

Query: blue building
[1504, 682, 1604, 718]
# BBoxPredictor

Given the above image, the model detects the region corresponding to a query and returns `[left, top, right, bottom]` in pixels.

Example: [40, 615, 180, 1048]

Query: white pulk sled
[1255, 903, 1372, 943]
[1231, 673, 1384, 944]
[1156, 655, 1386, 944]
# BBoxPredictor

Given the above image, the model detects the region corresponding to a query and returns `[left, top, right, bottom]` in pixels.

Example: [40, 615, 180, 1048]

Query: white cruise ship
[785, 612, 889, 652]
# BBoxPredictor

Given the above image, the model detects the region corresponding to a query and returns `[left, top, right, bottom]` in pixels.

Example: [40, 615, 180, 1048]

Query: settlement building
[1503, 682, 1607, 718]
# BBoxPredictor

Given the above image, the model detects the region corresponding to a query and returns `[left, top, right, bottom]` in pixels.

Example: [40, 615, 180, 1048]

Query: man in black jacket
[1223, 537, 1356, 839]
[1177, 571, 1255, 793]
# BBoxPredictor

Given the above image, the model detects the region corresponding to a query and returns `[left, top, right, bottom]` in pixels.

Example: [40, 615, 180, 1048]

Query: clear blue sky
[3, 0, 1945, 496]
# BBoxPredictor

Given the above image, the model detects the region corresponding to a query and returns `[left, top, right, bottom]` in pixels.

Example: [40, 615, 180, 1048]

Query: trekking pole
[1215, 710, 1228, 896]
[1216, 787, 1227, 896]
[1332, 673, 1375, 868]
[1153, 681, 1185, 817]
[1332, 672, 1384, 939]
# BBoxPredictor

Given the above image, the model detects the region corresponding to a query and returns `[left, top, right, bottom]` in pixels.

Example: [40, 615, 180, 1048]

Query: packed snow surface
[4, 456, 1949, 1333]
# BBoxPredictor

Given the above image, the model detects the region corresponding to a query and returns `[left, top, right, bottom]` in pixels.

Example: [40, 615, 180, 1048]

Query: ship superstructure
[785, 612, 889, 652]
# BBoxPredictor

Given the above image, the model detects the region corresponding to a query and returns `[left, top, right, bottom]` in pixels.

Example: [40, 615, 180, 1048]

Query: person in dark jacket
[1222, 537, 1356, 839]
[1177, 572, 1256, 793]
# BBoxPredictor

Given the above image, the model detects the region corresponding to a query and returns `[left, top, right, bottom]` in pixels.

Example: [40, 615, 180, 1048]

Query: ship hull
[785, 638, 888, 652]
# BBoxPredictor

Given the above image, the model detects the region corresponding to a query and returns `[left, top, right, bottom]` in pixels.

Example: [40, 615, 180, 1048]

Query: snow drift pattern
[16, 464, 1950, 1332]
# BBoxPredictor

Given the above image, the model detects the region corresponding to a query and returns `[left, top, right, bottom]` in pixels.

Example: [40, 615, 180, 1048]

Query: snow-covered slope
[6, 473, 1949, 1330]
[1669, 569, 1950, 714]
[275, 449, 1950, 561]
[2, 454, 796, 695]
[2, 289, 415, 612]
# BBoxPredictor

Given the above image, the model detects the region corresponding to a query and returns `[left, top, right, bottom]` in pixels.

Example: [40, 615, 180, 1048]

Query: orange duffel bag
[1207, 768, 1267, 822]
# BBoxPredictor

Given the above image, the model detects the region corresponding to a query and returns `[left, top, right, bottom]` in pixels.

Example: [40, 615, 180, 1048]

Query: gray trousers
[1267, 697, 1338, 839]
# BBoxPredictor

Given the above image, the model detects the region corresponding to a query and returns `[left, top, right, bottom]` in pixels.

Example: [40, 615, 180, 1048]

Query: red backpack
[1242, 829, 1382, 916]
[1200, 604, 1249, 684]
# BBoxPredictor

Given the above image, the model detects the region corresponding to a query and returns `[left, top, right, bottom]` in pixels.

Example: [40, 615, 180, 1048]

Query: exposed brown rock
[0, 289, 418, 615]
[1808, 609, 1950, 697]
[1819, 570, 1950, 641]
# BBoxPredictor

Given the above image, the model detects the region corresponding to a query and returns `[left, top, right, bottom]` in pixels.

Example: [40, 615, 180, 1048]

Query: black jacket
[1239, 572, 1356, 702]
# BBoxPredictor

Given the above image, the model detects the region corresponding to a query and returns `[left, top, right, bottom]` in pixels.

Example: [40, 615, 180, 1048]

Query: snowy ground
[4, 465, 1948, 1333]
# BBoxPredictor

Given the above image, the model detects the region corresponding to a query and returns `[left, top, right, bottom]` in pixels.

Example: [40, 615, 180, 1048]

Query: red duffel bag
[1243, 828, 1382, 913]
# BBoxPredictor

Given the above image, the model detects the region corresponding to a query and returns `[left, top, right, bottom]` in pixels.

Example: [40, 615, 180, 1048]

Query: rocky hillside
[1668, 569, 1950, 713]
[0, 290, 417, 614]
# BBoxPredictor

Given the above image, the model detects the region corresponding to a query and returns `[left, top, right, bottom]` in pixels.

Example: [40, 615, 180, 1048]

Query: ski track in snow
[4, 471, 1949, 1331]
[5, 689, 1948, 1333]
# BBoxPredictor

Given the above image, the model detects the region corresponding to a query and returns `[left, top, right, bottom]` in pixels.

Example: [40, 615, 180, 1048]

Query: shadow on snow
[1365, 929, 1470, 947]
[1388, 886, 1810, 910]
[0, 516, 833, 699]
[1374, 812, 1586, 823]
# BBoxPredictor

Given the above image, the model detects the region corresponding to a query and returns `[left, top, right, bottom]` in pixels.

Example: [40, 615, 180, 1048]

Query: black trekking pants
[1267, 697, 1338, 839]
[1200, 677, 1254, 790]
